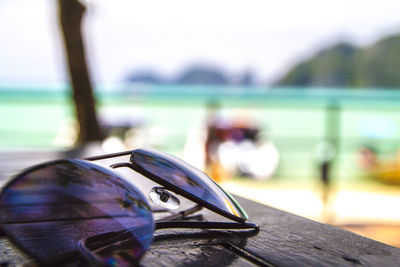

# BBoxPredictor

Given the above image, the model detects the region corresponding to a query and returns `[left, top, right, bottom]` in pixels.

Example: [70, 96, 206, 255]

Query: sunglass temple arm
[85, 150, 135, 161]
[155, 221, 259, 231]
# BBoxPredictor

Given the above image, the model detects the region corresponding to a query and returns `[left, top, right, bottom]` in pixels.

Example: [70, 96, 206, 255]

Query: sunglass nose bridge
[149, 187, 180, 210]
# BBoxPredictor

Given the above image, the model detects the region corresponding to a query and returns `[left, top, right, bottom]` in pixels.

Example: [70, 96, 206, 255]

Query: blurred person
[204, 101, 229, 182]
[314, 140, 336, 222]
[205, 105, 279, 181]
[357, 146, 400, 185]
[357, 146, 378, 170]
[183, 101, 279, 182]
[182, 100, 227, 180]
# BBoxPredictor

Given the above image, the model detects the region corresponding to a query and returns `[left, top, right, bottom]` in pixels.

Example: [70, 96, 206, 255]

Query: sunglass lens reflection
[131, 149, 247, 220]
[0, 160, 154, 265]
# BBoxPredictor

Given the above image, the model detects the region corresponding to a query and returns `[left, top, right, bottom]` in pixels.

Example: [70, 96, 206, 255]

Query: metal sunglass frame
[0, 149, 258, 265]
[80, 149, 259, 265]
[85, 149, 258, 229]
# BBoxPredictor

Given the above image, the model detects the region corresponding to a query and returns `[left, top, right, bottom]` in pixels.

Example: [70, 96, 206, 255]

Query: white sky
[0, 0, 400, 86]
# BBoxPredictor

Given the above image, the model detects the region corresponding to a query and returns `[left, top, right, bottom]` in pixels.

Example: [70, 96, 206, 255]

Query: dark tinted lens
[0, 160, 154, 265]
[131, 149, 247, 221]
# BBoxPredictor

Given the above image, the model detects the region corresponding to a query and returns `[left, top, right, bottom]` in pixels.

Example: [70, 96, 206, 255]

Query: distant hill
[175, 65, 229, 85]
[275, 34, 400, 89]
[126, 70, 164, 84]
[125, 65, 255, 86]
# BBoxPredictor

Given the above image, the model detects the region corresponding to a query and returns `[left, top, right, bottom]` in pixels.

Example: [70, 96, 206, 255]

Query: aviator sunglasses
[0, 148, 258, 266]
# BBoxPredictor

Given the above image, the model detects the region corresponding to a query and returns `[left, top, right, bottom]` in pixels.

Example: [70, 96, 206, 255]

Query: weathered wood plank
[0, 150, 67, 183]
[2, 150, 400, 266]
[0, 230, 258, 267]
[141, 231, 257, 267]
[230, 196, 400, 266]
[0, 149, 95, 185]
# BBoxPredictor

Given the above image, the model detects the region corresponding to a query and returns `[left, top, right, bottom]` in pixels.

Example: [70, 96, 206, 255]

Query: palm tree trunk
[58, 0, 103, 146]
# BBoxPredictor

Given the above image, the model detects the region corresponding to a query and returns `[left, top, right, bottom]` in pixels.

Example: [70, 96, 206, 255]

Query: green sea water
[2, 84, 400, 182]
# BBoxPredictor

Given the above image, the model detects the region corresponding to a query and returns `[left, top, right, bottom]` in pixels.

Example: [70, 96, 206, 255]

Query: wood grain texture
[140, 231, 256, 267]
[1, 151, 400, 266]
[230, 196, 400, 267]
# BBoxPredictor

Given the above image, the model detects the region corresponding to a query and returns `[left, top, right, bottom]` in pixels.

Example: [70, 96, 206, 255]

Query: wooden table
[1, 151, 400, 266]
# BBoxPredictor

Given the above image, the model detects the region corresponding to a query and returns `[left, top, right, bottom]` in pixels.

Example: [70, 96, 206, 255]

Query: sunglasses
[0, 148, 258, 266]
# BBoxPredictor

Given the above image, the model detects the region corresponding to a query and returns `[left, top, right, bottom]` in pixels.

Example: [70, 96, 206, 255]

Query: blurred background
[1, 0, 400, 246]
